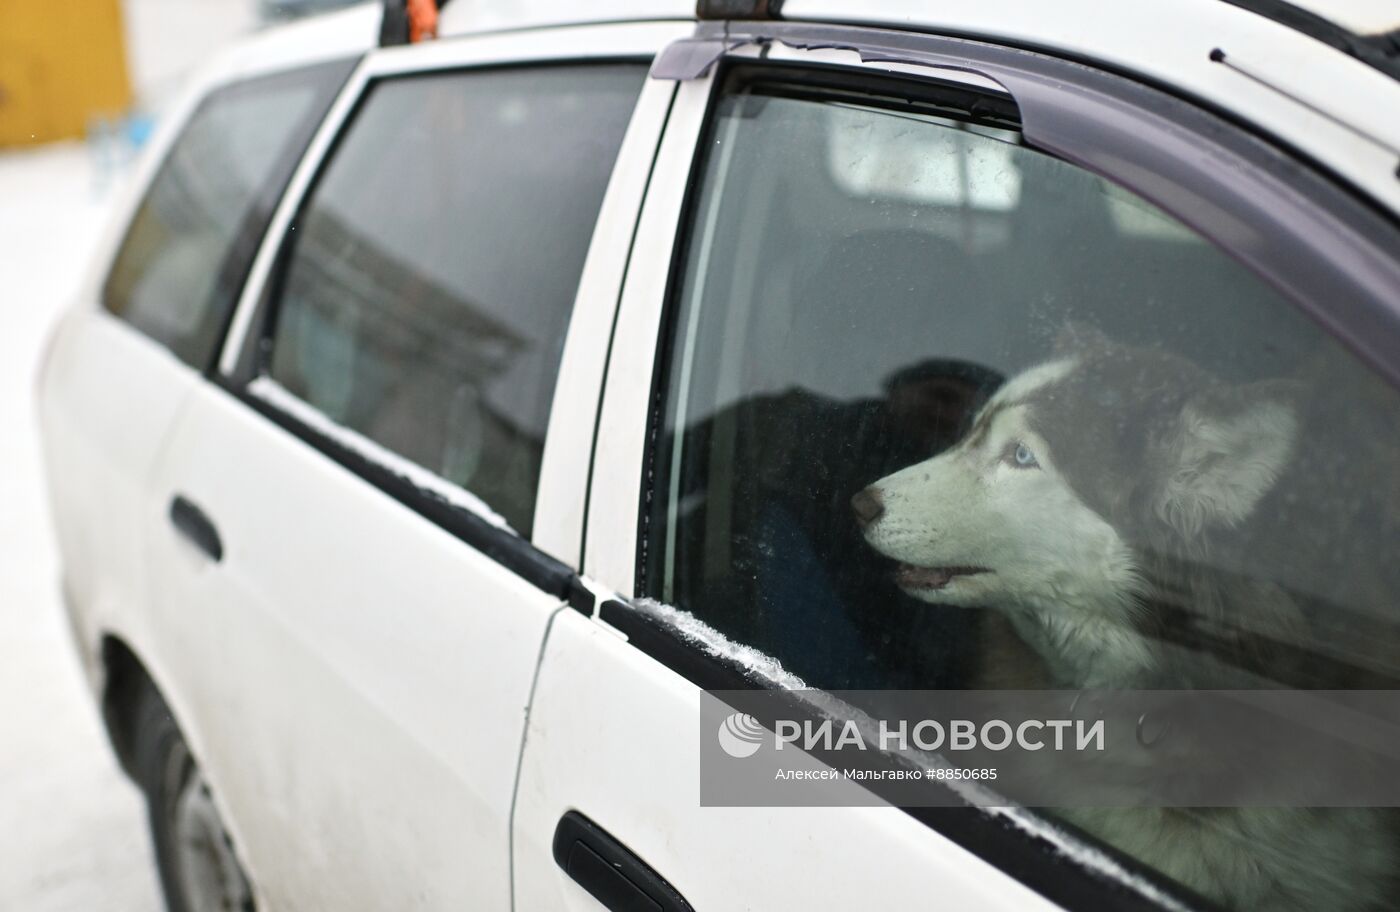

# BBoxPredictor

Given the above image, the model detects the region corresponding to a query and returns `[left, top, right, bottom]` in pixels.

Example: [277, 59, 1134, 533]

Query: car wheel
[134, 682, 256, 912]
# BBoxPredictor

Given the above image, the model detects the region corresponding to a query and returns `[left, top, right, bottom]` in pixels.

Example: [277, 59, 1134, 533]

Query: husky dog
[854, 329, 1399, 911]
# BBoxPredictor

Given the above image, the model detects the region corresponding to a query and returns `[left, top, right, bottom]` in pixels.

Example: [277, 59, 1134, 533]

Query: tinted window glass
[266, 64, 646, 535]
[647, 74, 1400, 907]
[105, 64, 346, 368]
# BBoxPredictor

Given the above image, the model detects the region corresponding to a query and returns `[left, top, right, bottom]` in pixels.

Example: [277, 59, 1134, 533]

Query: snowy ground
[0, 3, 278, 904]
[0, 145, 163, 910]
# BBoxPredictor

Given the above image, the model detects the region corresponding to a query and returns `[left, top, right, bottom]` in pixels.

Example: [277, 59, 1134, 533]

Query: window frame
[582, 23, 1400, 912]
[212, 22, 691, 596]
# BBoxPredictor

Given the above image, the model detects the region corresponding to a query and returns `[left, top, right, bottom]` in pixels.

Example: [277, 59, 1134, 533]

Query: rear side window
[263, 64, 646, 536]
[645, 72, 1400, 908]
[104, 62, 350, 369]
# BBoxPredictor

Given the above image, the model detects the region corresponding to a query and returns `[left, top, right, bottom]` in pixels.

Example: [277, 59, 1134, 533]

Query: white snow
[247, 376, 518, 534]
[988, 808, 1194, 912]
[631, 598, 810, 689]
[0, 144, 162, 910]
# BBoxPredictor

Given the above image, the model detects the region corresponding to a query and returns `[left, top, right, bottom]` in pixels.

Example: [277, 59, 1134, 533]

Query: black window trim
[608, 23, 1400, 912]
[218, 56, 656, 600]
[101, 56, 361, 375]
[593, 599, 1218, 912]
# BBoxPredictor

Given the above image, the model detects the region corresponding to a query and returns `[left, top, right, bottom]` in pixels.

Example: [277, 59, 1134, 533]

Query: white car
[259, 0, 364, 24]
[37, 1, 1400, 910]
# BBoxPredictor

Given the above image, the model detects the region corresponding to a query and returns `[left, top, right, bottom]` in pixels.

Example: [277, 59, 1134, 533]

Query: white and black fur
[855, 328, 1399, 911]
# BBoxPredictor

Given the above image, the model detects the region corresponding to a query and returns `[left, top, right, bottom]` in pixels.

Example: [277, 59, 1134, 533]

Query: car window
[263, 64, 646, 536]
[104, 63, 347, 369]
[644, 71, 1400, 906]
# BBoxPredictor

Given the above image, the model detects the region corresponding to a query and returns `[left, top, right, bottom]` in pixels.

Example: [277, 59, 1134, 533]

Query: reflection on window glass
[647, 75, 1400, 910]
[105, 69, 330, 368]
[266, 65, 646, 535]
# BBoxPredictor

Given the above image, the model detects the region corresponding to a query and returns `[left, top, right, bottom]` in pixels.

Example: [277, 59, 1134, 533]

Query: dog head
[855, 330, 1300, 635]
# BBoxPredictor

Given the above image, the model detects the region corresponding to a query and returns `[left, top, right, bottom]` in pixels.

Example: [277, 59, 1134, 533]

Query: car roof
[216, 1, 1400, 213]
[1282, 0, 1400, 36]
[230, 0, 1399, 83]
[438, 0, 691, 36]
[431, 0, 1399, 40]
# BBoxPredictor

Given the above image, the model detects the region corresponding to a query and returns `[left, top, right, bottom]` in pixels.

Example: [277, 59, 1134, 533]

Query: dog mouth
[894, 563, 989, 590]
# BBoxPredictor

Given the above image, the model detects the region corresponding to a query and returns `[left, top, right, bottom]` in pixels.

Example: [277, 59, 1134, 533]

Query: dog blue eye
[1006, 442, 1039, 468]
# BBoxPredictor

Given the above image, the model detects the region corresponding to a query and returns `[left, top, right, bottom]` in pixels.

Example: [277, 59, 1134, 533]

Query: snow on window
[248, 376, 516, 534]
[633, 598, 809, 690]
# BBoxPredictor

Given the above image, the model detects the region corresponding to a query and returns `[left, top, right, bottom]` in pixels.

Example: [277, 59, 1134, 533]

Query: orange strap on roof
[407, 0, 439, 43]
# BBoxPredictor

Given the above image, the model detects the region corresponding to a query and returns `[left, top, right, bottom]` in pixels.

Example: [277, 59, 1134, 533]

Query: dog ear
[1152, 380, 1300, 538]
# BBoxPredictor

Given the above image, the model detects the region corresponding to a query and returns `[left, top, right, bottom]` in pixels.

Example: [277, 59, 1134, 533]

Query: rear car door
[514, 26, 1400, 912]
[37, 56, 353, 675]
[141, 22, 685, 911]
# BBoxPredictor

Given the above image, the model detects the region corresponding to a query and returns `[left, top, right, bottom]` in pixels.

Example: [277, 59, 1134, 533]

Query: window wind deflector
[652, 28, 1017, 101]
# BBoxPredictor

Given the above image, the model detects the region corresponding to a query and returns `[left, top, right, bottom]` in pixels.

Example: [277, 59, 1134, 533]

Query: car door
[37, 55, 354, 673]
[513, 25, 1400, 912]
[141, 22, 688, 911]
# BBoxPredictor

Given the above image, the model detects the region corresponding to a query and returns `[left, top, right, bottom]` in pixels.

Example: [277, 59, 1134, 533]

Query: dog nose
[852, 487, 884, 528]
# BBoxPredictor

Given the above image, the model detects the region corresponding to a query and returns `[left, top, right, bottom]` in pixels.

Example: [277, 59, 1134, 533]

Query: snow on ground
[0, 6, 274, 904]
[0, 144, 162, 910]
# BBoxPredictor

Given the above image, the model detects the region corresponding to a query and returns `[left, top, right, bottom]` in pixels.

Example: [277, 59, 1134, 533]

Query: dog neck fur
[985, 360, 1159, 687]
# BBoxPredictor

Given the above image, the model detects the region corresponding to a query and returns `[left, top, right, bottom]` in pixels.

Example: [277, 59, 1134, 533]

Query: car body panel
[533, 41, 687, 567]
[513, 609, 1069, 912]
[1278, 0, 1400, 34]
[142, 381, 565, 909]
[437, 0, 692, 38]
[36, 313, 196, 688]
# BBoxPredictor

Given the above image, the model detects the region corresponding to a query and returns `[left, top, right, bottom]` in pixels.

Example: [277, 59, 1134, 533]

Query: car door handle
[553, 812, 694, 912]
[169, 495, 223, 562]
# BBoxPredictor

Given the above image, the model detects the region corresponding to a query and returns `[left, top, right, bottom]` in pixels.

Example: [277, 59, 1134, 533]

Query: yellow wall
[0, 0, 132, 147]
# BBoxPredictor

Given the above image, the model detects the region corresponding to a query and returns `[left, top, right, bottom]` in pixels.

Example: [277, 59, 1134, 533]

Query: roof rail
[1220, 0, 1400, 81]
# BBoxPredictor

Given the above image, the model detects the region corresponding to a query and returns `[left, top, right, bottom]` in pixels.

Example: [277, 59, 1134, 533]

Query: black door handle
[553, 812, 694, 912]
[169, 495, 223, 562]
